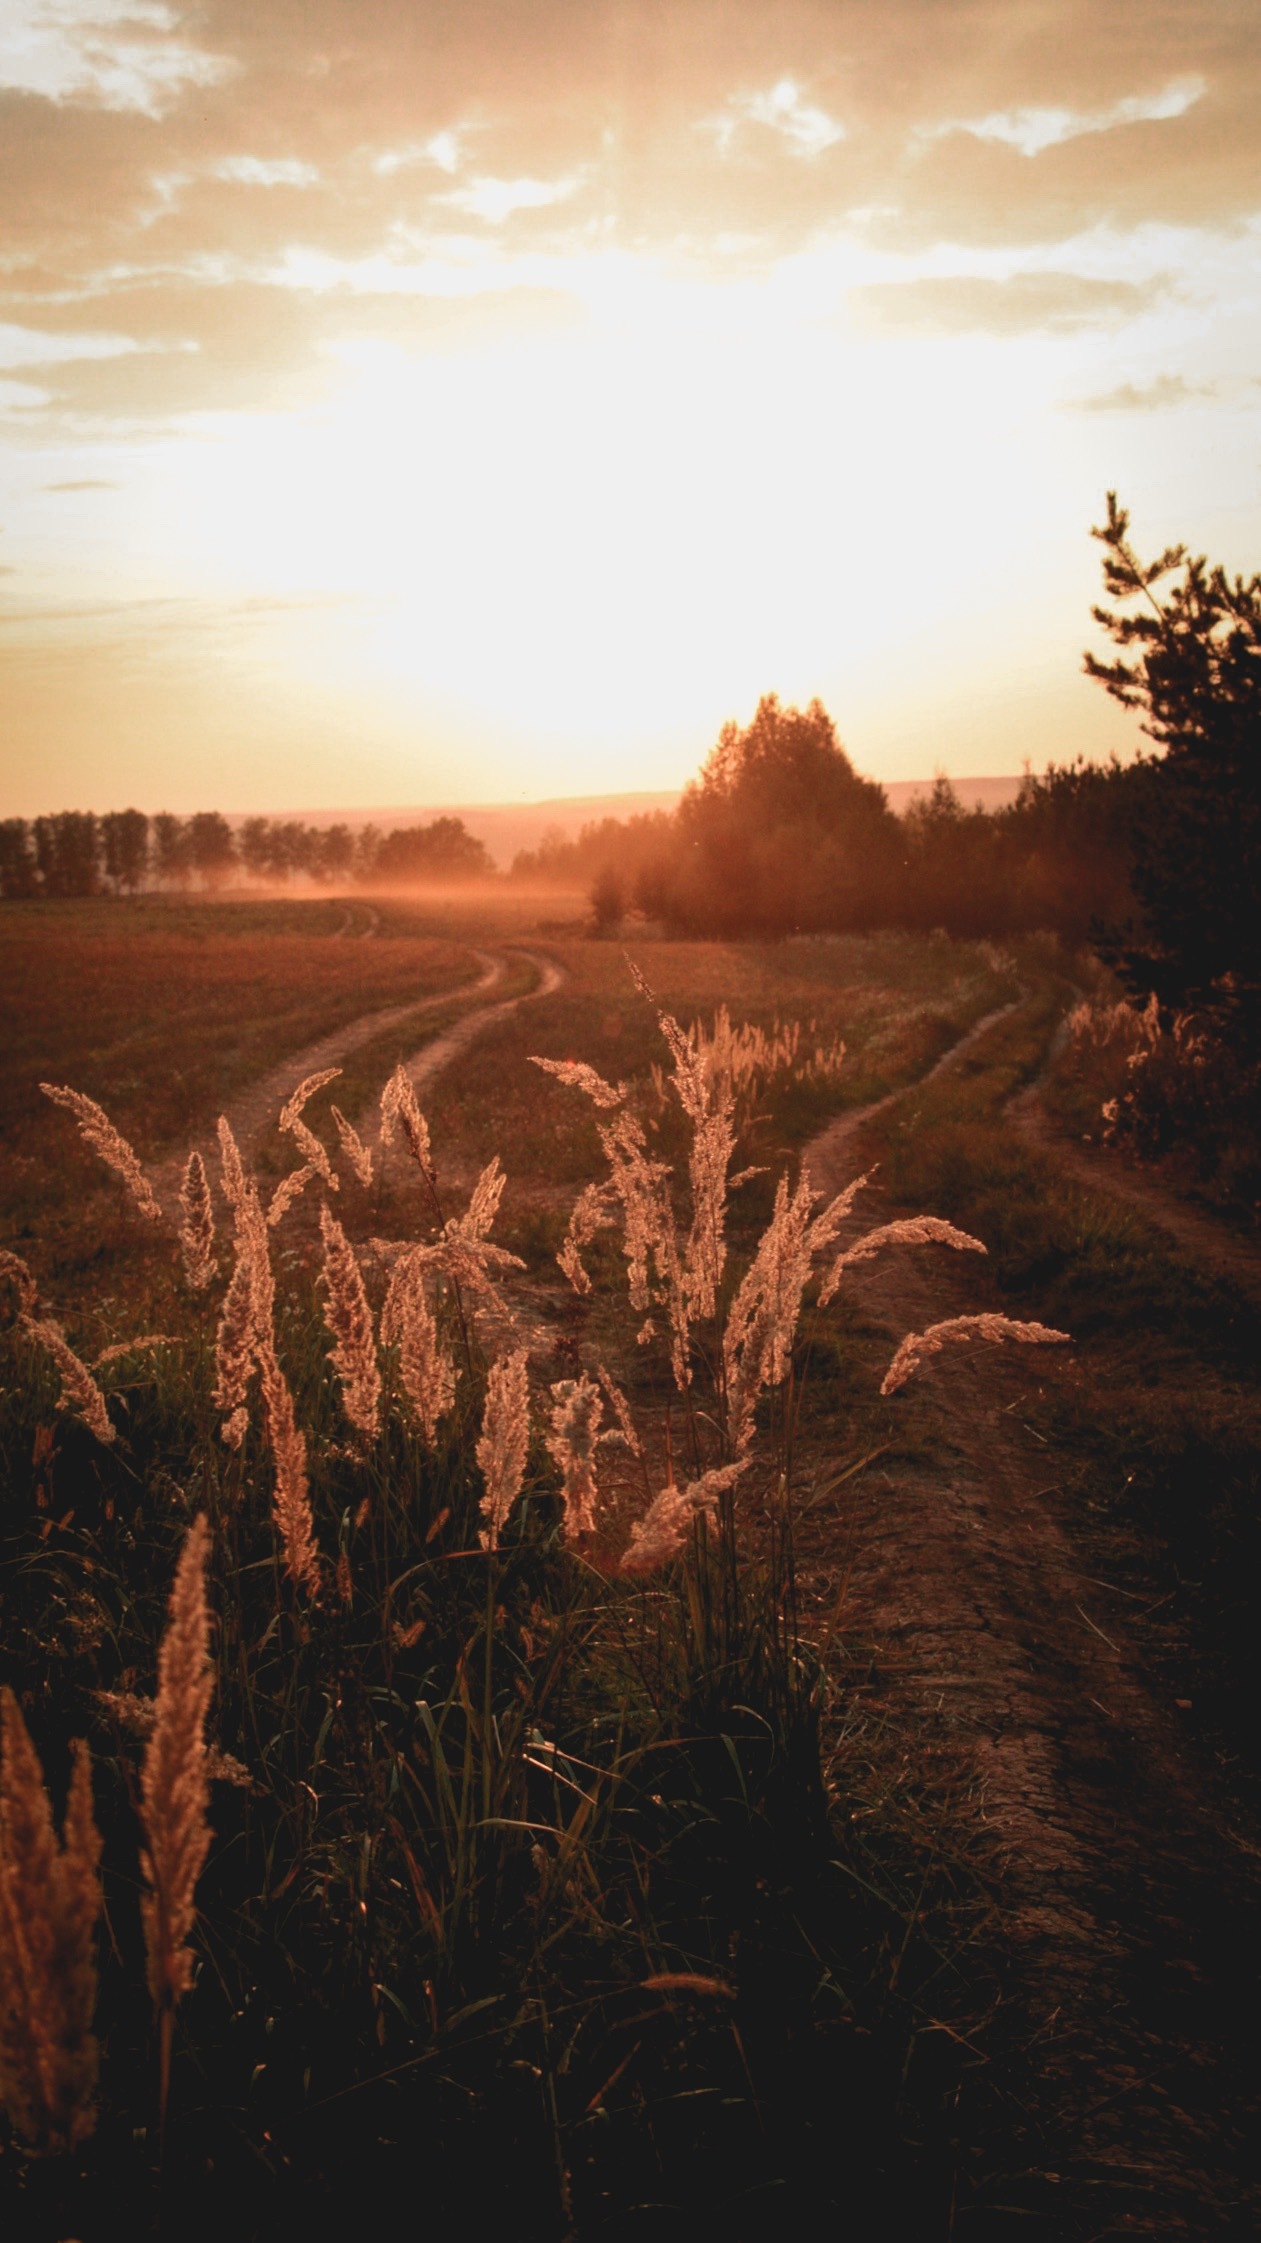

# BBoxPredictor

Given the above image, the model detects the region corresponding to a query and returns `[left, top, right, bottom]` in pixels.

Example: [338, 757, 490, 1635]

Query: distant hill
[882, 776, 1024, 817]
[262, 778, 1023, 868]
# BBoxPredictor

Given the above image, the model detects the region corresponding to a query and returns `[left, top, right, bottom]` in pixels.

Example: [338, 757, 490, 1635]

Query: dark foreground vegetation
[1, 949, 1028, 2239]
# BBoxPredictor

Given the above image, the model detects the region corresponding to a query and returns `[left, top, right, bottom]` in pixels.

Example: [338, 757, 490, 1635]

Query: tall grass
[0, 979, 1036, 2232]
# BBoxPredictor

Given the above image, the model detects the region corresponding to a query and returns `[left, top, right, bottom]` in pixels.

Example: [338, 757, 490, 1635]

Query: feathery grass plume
[318, 1204, 381, 1442]
[625, 976, 737, 1328]
[140, 1516, 213, 2121]
[266, 1163, 315, 1227]
[597, 1365, 641, 1456]
[278, 1068, 340, 1191]
[619, 1465, 743, 1575]
[0, 1692, 102, 2153]
[216, 1113, 249, 1219]
[177, 1150, 218, 1287]
[93, 1333, 178, 1368]
[0, 1249, 37, 1315]
[382, 1256, 456, 1442]
[422, 1162, 526, 1337]
[545, 1374, 603, 1541]
[556, 1182, 614, 1294]
[722, 1170, 818, 1455]
[212, 1254, 256, 1444]
[881, 1313, 1071, 1396]
[817, 1216, 986, 1306]
[380, 1064, 434, 1179]
[257, 1340, 321, 1594]
[20, 1315, 114, 1444]
[530, 1056, 626, 1109]
[477, 1349, 530, 1552]
[40, 1083, 162, 1222]
[330, 1103, 374, 1187]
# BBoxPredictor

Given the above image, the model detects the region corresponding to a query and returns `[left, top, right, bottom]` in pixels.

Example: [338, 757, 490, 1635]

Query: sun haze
[1, 0, 1258, 814]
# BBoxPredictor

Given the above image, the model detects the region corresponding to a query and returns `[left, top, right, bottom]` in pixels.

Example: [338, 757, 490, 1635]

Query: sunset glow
[2, 3, 1259, 811]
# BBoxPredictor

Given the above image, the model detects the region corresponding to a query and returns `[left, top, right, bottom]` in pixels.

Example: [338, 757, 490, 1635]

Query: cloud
[42, 475, 118, 489]
[440, 173, 581, 223]
[921, 75, 1205, 159]
[0, 0, 1256, 432]
[707, 77, 845, 159]
[1075, 372, 1213, 412]
[0, 0, 234, 117]
[852, 268, 1167, 336]
[214, 154, 320, 188]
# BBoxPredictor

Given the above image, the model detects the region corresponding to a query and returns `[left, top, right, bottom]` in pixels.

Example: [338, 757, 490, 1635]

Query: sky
[1, 0, 1259, 816]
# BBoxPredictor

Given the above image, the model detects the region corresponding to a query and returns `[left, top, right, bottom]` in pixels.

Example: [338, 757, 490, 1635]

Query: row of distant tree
[0, 810, 494, 898]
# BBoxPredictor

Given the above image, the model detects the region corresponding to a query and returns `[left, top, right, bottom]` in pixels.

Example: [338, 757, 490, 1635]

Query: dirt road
[801, 1014, 1261, 2233]
[151, 947, 562, 1208]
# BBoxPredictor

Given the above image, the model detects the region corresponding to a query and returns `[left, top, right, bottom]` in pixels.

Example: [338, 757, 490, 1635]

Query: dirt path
[799, 1017, 1261, 2232]
[151, 948, 561, 1208]
[1009, 1068, 1261, 1299]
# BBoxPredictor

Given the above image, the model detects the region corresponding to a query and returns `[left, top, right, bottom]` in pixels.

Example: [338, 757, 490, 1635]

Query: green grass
[855, 948, 1261, 1770]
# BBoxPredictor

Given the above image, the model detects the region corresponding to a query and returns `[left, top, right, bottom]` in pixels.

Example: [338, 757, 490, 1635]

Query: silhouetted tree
[1085, 491, 1261, 1020]
[152, 813, 190, 889]
[33, 812, 99, 897]
[187, 811, 237, 890]
[101, 809, 149, 894]
[0, 819, 38, 899]
[665, 695, 899, 934]
[590, 864, 625, 931]
[371, 817, 492, 885]
[316, 824, 355, 883]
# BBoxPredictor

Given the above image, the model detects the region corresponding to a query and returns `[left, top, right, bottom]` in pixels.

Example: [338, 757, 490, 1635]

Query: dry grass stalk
[881, 1312, 1072, 1395]
[278, 1069, 340, 1191]
[477, 1349, 530, 1551]
[0, 1692, 103, 2153]
[40, 1083, 162, 1222]
[531, 1057, 626, 1109]
[722, 1170, 818, 1455]
[20, 1315, 114, 1445]
[619, 1464, 742, 1575]
[380, 1064, 434, 1178]
[556, 1182, 614, 1294]
[212, 1254, 256, 1444]
[318, 1204, 381, 1442]
[139, 1515, 213, 2119]
[216, 1114, 249, 1217]
[382, 1256, 456, 1442]
[278, 1066, 341, 1134]
[330, 1103, 374, 1187]
[258, 1342, 322, 1593]
[177, 1150, 218, 1288]
[266, 1163, 315, 1227]
[214, 1123, 323, 1585]
[817, 1216, 985, 1306]
[545, 1374, 603, 1541]
[596, 1366, 641, 1456]
[93, 1333, 178, 1368]
[0, 1250, 37, 1315]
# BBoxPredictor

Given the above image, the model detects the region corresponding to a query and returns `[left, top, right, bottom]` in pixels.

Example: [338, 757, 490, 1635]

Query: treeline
[0, 810, 493, 898]
[534, 700, 1153, 946]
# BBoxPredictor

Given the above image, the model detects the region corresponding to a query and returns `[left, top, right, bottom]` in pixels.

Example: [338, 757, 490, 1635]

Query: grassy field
[0, 895, 1023, 2238]
[11, 898, 1257, 2234]
[859, 950, 1261, 1777]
